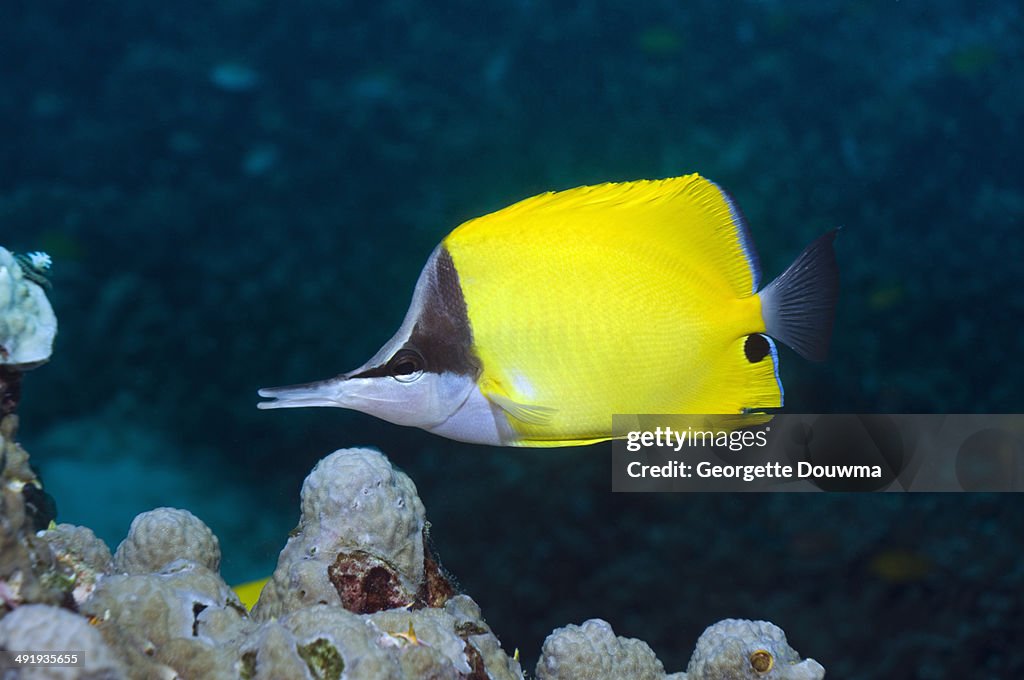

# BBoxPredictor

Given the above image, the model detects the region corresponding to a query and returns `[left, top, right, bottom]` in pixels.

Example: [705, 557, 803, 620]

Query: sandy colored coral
[253, 448, 427, 620]
[40, 523, 113, 574]
[369, 607, 476, 675]
[445, 595, 524, 680]
[280, 605, 395, 678]
[0, 604, 126, 679]
[0, 415, 64, 611]
[81, 560, 250, 679]
[113, 507, 221, 574]
[84, 561, 244, 646]
[38, 523, 113, 606]
[681, 619, 825, 680]
[536, 618, 666, 680]
[0, 246, 56, 368]
[299, 447, 426, 583]
[240, 622, 310, 680]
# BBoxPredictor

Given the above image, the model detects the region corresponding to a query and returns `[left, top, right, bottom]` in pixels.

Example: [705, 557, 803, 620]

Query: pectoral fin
[485, 392, 558, 425]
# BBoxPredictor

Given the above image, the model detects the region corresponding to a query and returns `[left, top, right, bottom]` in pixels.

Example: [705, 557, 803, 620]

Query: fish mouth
[257, 378, 345, 409]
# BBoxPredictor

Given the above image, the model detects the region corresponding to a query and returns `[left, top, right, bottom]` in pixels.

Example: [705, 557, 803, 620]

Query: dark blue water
[4, 1, 1022, 675]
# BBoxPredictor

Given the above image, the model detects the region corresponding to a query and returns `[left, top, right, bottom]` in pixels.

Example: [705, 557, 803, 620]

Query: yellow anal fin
[512, 433, 613, 448]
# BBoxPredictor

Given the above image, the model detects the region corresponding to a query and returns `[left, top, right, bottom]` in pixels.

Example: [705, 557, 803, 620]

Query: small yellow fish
[259, 174, 838, 446]
[233, 577, 269, 611]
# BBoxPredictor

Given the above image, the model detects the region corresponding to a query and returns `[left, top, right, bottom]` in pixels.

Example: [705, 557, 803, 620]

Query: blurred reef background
[3, 0, 1023, 676]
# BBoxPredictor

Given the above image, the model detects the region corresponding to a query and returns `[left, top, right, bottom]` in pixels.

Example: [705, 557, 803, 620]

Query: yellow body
[443, 174, 781, 446]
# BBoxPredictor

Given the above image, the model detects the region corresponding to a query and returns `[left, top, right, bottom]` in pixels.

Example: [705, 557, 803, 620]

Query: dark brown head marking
[351, 246, 480, 380]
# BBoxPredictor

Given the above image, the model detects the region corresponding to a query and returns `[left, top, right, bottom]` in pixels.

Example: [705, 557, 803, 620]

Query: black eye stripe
[407, 247, 480, 378]
[345, 246, 481, 382]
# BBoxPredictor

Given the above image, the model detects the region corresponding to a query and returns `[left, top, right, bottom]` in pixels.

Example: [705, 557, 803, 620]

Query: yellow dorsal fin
[448, 174, 762, 299]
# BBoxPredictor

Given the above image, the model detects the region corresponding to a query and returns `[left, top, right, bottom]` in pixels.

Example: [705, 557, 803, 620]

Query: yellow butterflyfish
[258, 174, 838, 447]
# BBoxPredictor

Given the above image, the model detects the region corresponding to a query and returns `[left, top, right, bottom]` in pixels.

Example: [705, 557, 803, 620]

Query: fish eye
[749, 649, 773, 673]
[389, 349, 425, 383]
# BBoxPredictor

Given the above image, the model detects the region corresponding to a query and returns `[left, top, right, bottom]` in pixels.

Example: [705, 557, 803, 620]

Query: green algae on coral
[296, 638, 344, 680]
[239, 649, 257, 679]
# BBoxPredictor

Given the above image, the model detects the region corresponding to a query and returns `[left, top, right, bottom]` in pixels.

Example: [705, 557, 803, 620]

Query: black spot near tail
[744, 334, 772, 363]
